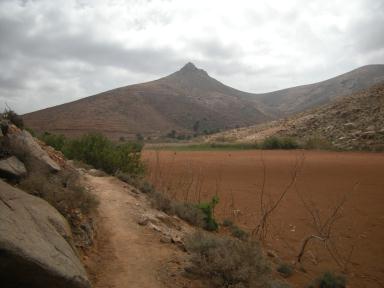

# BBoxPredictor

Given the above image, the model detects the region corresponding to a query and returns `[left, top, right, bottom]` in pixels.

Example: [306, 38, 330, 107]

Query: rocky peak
[178, 62, 208, 77]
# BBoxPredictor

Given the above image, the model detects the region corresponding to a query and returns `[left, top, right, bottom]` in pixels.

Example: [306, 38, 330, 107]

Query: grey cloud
[0, 0, 383, 113]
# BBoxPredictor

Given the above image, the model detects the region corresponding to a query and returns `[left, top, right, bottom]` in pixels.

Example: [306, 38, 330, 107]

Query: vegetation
[197, 195, 220, 231]
[307, 272, 346, 288]
[185, 231, 288, 288]
[133, 181, 219, 231]
[304, 136, 335, 150]
[40, 132, 144, 177]
[222, 219, 250, 240]
[261, 136, 299, 149]
[19, 166, 98, 246]
[277, 263, 294, 278]
[230, 224, 249, 240]
[149, 142, 260, 151]
[2, 109, 24, 129]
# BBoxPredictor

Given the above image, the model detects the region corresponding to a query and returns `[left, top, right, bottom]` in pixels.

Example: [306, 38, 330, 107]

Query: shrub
[172, 202, 205, 228]
[149, 190, 174, 214]
[40, 133, 145, 177]
[304, 137, 334, 150]
[145, 188, 218, 230]
[222, 218, 234, 227]
[230, 225, 249, 240]
[315, 272, 346, 288]
[185, 231, 270, 287]
[19, 168, 98, 219]
[4, 110, 24, 129]
[40, 132, 67, 151]
[198, 195, 220, 231]
[277, 263, 294, 278]
[261, 136, 299, 150]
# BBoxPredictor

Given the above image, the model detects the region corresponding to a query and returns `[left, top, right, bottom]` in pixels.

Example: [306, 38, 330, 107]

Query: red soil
[142, 150, 384, 288]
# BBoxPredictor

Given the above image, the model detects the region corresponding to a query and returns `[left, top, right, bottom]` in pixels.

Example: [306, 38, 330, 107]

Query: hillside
[23, 63, 269, 140]
[208, 84, 384, 150]
[256, 64, 384, 115]
[23, 63, 384, 140]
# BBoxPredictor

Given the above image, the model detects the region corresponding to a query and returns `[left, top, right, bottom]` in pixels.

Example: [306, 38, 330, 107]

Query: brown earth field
[142, 149, 384, 288]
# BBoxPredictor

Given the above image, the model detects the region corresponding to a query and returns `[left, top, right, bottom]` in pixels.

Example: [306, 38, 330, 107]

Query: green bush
[316, 272, 346, 288]
[145, 187, 218, 230]
[304, 137, 334, 150]
[277, 263, 294, 278]
[222, 218, 234, 227]
[40, 132, 67, 151]
[185, 232, 271, 287]
[261, 136, 299, 150]
[230, 225, 249, 240]
[198, 195, 220, 231]
[40, 133, 144, 177]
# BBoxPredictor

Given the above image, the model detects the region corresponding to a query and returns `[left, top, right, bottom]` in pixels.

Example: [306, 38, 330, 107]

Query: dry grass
[185, 231, 290, 288]
[19, 165, 99, 249]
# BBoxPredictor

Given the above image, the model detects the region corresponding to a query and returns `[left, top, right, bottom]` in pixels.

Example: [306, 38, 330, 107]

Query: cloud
[0, 0, 383, 113]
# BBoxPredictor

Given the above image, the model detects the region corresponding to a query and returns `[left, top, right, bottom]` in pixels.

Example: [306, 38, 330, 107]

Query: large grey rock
[5, 129, 60, 172]
[0, 180, 90, 288]
[0, 156, 27, 179]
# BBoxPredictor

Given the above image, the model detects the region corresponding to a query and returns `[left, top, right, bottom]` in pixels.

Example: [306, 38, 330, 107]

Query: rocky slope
[208, 84, 384, 151]
[0, 117, 92, 288]
[23, 63, 384, 140]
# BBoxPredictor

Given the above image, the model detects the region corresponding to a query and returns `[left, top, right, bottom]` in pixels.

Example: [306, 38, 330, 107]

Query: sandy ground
[84, 175, 200, 288]
[142, 149, 384, 288]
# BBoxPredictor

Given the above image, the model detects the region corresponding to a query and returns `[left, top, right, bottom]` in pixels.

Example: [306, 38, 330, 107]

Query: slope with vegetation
[208, 83, 384, 151]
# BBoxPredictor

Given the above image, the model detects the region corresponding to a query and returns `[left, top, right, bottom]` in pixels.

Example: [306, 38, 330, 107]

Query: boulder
[5, 129, 60, 172]
[0, 156, 27, 180]
[0, 180, 90, 288]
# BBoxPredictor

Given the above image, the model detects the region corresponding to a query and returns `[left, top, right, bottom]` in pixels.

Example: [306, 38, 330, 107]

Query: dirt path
[83, 175, 195, 288]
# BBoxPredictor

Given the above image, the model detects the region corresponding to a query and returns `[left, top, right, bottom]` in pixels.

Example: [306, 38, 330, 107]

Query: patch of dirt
[143, 150, 384, 288]
[83, 175, 202, 288]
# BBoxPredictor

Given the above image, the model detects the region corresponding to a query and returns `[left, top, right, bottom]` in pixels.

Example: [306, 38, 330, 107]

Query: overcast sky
[0, 0, 383, 114]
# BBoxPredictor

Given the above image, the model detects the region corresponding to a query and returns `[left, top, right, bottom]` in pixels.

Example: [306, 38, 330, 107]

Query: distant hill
[255, 64, 384, 115]
[23, 63, 384, 140]
[23, 63, 269, 140]
[208, 84, 384, 151]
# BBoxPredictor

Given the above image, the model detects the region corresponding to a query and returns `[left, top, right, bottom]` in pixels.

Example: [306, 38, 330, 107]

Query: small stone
[137, 217, 149, 226]
[160, 236, 172, 243]
[267, 250, 278, 258]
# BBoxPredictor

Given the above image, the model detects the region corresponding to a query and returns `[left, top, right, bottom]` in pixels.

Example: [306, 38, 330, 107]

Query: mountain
[208, 83, 384, 151]
[255, 64, 384, 115]
[23, 62, 269, 140]
[23, 63, 384, 140]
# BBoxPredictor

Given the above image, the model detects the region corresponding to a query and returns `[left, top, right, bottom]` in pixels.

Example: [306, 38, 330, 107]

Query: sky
[0, 0, 383, 114]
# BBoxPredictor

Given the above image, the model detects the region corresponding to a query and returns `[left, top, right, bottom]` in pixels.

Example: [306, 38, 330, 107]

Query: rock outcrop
[0, 180, 90, 288]
[0, 156, 27, 180]
[4, 127, 61, 171]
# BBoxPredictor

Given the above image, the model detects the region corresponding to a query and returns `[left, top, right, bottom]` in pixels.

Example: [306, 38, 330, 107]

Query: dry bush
[253, 152, 305, 241]
[19, 166, 99, 249]
[149, 190, 174, 213]
[172, 202, 205, 228]
[296, 185, 357, 272]
[185, 231, 276, 288]
[148, 189, 206, 228]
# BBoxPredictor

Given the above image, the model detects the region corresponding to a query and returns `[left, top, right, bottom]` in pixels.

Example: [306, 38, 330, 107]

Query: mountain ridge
[23, 63, 384, 140]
